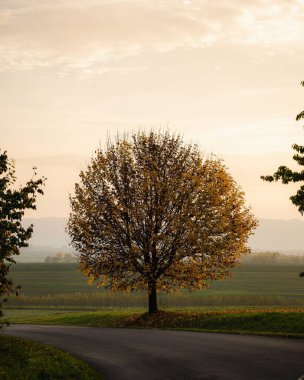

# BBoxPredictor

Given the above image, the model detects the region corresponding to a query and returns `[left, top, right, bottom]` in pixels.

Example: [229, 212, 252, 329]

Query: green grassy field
[6, 263, 304, 308]
[3, 308, 304, 338]
[2, 263, 304, 340]
[10, 263, 304, 296]
[10, 263, 87, 295]
[0, 334, 104, 380]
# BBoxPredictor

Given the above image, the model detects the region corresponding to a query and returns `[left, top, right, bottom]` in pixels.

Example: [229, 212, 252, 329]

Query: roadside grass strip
[5, 308, 304, 338]
[127, 310, 304, 337]
[0, 334, 104, 380]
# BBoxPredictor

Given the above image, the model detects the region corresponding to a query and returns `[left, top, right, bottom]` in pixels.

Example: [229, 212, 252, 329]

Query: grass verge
[4, 308, 304, 338]
[0, 334, 104, 380]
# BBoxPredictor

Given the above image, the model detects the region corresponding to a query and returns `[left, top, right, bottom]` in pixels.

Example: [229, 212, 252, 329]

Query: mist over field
[18, 217, 304, 262]
[249, 219, 304, 253]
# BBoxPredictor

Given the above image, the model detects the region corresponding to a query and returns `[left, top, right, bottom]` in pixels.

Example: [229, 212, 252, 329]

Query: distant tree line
[242, 251, 304, 265]
[44, 252, 76, 263]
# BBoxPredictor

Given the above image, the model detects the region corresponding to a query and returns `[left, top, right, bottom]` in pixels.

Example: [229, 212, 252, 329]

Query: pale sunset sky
[1, 0, 304, 220]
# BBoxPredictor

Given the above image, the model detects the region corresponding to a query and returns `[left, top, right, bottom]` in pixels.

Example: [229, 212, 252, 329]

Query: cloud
[0, 0, 303, 75]
[236, 1, 304, 46]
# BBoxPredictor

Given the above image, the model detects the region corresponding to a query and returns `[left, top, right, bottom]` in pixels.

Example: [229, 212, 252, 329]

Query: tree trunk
[148, 281, 158, 314]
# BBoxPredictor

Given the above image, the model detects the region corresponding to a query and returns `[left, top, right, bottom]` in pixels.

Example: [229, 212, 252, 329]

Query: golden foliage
[68, 131, 257, 307]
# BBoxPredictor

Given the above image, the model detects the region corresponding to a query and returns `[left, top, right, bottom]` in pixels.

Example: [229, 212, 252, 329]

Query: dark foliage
[261, 81, 304, 214]
[0, 150, 45, 325]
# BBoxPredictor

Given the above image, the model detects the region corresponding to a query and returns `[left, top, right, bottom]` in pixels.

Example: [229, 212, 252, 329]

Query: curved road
[5, 325, 304, 380]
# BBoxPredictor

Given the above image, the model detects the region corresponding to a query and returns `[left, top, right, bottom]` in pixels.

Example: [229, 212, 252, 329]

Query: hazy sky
[1, 0, 304, 220]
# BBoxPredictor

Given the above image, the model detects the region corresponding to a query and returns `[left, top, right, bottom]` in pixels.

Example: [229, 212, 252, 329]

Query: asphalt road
[5, 325, 304, 380]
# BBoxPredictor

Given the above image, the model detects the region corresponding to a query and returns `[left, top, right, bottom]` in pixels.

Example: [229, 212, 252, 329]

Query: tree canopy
[0, 151, 45, 324]
[261, 81, 304, 214]
[68, 131, 257, 314]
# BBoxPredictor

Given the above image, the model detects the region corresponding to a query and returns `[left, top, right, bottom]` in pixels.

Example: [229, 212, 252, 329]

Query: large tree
[0, 151, 45, 324]
[68, 131, 257, 314]
[261, 81, 304, 214]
